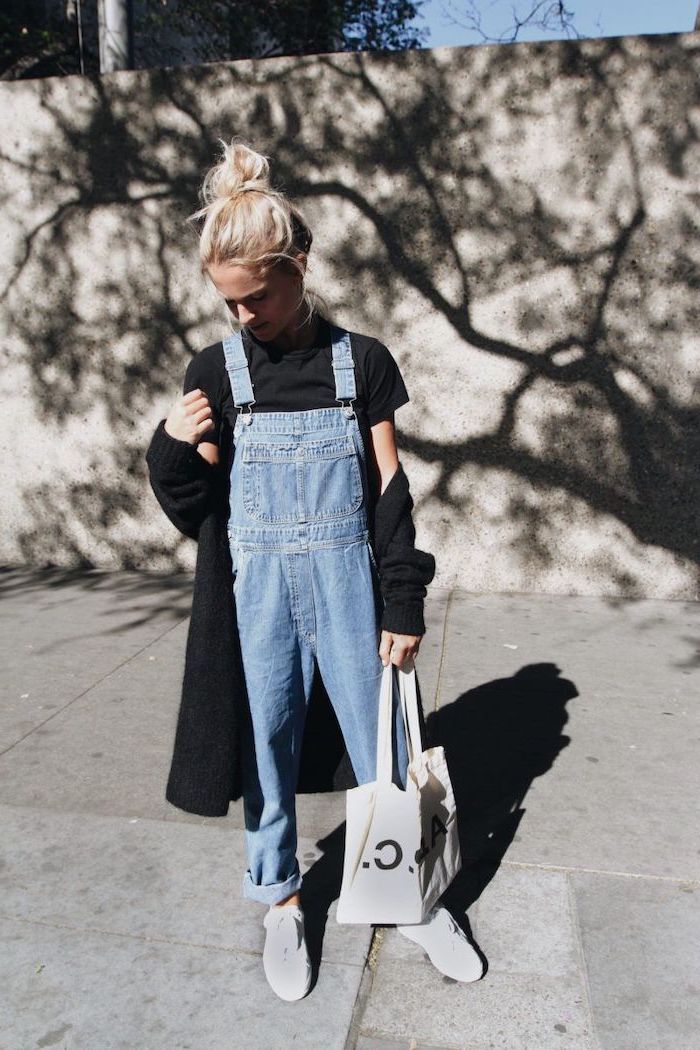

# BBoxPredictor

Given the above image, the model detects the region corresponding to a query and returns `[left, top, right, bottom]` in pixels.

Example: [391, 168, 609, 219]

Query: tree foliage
[139, 1, 429, 64]
[0, 0, 429, 80]
[0, 1, 85, 80]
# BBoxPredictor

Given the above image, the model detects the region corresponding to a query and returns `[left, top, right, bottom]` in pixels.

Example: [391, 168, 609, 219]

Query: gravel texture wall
[1, 32, 698, 597]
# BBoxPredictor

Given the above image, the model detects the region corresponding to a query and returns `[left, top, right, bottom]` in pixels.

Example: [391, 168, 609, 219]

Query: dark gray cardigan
[145, 416, 436, 817]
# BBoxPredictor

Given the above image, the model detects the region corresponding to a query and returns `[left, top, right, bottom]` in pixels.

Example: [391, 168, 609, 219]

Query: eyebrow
[224, 288, 266, 302]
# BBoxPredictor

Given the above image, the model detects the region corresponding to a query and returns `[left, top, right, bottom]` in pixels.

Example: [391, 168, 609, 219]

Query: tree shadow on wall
[0, 33, 698, 596]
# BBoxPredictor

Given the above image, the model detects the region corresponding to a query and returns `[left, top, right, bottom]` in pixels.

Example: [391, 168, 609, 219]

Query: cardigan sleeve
[373, 468, 436, 637]
[145, 420, 220, 540]
[378, 538, 436, 637]
[144, 358, 221, 540]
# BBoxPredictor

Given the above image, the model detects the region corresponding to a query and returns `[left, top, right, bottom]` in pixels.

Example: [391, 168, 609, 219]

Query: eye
[250, 293, 266, 301]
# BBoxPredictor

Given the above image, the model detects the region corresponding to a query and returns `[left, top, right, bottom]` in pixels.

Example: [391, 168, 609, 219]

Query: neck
[272, 310, 320, 352]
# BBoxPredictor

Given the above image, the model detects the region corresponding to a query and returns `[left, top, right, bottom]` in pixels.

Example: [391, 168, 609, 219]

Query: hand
[379, 630, 421, 670]
[164, 388, 214, 445]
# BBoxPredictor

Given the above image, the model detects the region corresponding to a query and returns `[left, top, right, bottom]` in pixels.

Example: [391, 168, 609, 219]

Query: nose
[238, 305, 256, 325]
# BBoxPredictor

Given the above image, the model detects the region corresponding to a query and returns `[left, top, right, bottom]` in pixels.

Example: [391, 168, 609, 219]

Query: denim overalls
[223, 324, 409, 906]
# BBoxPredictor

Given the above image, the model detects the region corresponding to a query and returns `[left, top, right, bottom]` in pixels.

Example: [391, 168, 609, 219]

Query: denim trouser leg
[311, 539, 409, 790]
[235, 550, 317, 906]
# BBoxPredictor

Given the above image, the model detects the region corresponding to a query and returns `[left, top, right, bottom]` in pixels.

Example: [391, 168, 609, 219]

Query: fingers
[183, 389, 213, 428]
[378, 630, 420, 669]
[378, 632, 393, 667]
[193, 405, 213, 424]
[165, 388, 214, 444]
[183, 389, 209, 411]
[391, 647, 417, 671]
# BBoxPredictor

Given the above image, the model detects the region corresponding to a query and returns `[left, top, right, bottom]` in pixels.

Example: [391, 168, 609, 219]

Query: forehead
[206, 262, 271, 299]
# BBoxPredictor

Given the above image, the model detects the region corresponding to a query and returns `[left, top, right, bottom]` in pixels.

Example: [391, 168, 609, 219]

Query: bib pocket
[241, 434, 364, 524]
[242, 439, 299, 524]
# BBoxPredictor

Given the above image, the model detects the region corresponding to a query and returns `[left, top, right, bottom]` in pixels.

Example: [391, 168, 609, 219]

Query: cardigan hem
[165, 786, 240, 818]
[380, 601, 426, 637]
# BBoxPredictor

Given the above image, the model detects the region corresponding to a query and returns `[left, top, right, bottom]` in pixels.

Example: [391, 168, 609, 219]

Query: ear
[293, 250, 308, 277]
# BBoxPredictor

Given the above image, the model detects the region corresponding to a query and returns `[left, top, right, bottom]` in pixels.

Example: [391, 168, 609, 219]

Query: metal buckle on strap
[238, 401, 255, 425]
[337, 398, 355, 419]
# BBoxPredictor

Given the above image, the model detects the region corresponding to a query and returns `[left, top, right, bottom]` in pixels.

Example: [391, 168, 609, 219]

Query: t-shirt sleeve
[182, 348, 222, 446]
[363, 340, 410, 426]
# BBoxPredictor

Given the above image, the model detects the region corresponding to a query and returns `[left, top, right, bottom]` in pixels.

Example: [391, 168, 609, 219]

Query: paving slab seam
[446, 588, 700, 605]
[343, 927, 384, 1050]
[497, 859, 699, 886]
[0, 911, 367, 968]
[432, 588, 455, 715]
[0, 911, 265, 958]
[343, 963, 376, 1050]
[0, 614, 189, 759]
[564, 870, 603, 1050]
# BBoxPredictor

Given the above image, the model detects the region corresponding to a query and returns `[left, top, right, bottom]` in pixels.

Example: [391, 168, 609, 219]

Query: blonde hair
[187, 139, 325, 329]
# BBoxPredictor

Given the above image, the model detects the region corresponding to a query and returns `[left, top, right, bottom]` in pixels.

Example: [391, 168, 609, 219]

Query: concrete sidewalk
[0, 566, 698, 1050]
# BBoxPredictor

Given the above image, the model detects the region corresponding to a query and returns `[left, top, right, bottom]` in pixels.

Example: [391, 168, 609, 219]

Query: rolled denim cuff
[242, 866, 303, 905]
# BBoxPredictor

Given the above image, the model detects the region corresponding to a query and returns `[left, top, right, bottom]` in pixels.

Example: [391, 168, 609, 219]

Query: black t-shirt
[182, 315, 410, 498]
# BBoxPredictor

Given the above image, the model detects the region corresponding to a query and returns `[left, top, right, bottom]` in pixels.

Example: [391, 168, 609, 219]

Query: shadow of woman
[432, 662, 578, 965]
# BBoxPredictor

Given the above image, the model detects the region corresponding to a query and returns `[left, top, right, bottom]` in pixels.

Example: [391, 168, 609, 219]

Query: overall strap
[222, 330, 255, 409]
[329, 325, 357, 408]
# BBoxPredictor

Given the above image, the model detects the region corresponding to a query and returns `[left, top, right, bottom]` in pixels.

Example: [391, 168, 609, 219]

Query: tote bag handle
[397, 664, 424, 767]
[376, 662, 423, 784]
[376, 663, 395, 784]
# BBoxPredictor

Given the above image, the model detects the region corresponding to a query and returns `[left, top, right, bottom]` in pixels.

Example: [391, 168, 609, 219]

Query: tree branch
[441, 1, 584, 44]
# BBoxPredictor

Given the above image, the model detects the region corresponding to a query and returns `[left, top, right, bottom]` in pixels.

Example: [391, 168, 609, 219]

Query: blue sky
[415, 0, 698, 48]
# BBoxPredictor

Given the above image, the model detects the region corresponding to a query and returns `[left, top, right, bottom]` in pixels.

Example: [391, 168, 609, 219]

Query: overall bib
[223, 324, 409, 906]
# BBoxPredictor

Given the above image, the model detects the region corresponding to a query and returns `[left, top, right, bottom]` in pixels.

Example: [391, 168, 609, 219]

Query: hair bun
[210, 139, 271, 200]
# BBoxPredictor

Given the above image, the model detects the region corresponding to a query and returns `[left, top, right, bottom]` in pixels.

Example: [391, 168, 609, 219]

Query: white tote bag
[336, 662, 461, 925]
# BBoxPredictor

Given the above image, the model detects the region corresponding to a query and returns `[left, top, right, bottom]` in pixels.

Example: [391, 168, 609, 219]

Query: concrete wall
[1, 32, 698, 597]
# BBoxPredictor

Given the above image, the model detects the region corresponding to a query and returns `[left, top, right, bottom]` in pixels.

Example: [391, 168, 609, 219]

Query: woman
[146, 138, 483, 1000]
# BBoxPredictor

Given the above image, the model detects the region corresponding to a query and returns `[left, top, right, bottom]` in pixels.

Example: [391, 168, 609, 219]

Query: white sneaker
[397, 904, 484, 982]
[262, 904, 313, 1001]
